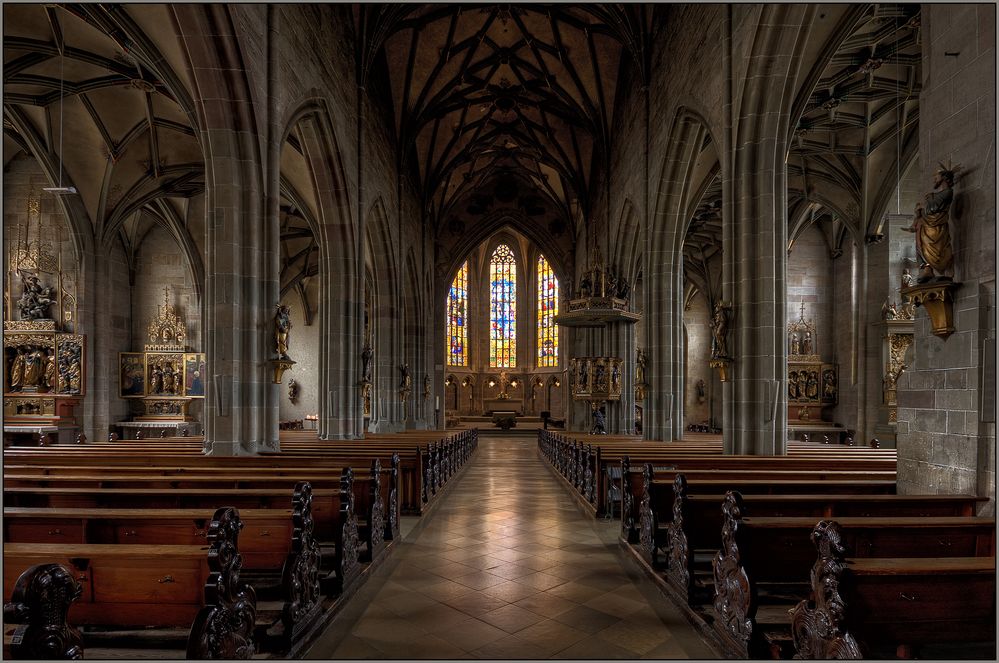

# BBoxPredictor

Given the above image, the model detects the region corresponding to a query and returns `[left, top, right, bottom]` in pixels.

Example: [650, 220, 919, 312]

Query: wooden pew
[789, 521, 996, 659]
[4, 506, 259, 659]
[708, 493, 995, 658]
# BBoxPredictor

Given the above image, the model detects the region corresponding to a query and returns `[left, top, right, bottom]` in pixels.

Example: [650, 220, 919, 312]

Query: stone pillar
[606, 322, 636, 435]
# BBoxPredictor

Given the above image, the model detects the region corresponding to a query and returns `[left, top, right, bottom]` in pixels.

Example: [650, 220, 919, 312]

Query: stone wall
[896, 4, 995, 513]
[277, 284, 319, 423]
[683, 293, 713, 427]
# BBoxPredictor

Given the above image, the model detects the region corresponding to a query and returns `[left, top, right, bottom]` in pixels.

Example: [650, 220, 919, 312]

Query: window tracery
[489, 245, 516, 368]
[537, 255, 559, 367]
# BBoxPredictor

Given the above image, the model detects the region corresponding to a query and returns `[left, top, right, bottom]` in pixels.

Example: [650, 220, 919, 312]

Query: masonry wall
[896, 4, 996, 512]
[683, 294, 713, 427]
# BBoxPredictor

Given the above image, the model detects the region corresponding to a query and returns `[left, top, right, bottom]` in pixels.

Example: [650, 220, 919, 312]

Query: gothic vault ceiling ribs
[683, 173, 722, 302]
[3, 3, 202, 242]
[375, 4, 635, 231]
[788, 3, 921, 246]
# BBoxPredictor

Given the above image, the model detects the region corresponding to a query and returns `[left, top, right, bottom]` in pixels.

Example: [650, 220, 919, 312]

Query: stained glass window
[489, 244, 516, 367]
[537, 254, 559, 366]
[447, 261, 468, 366]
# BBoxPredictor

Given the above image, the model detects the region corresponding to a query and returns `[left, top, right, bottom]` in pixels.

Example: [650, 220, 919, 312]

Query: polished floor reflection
[306, 436, 714, 659]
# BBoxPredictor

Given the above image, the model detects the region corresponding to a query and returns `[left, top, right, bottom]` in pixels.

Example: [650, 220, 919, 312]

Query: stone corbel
[709, 358, 731, 382]
[901, 281, 960, 339]
[271, 358, 296, 384]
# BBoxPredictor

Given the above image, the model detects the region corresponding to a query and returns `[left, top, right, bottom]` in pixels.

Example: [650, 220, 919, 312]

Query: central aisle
[306, 436, 714, 659]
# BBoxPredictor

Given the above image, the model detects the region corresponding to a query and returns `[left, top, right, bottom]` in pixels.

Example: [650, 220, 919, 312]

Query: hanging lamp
[42, 8, 77, 196]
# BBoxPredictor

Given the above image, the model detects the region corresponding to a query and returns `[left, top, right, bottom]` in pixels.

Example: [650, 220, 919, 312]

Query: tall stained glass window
[537, 254, 559, 366]
[489, 244, 516, 367]
[447, 261, 468, 366]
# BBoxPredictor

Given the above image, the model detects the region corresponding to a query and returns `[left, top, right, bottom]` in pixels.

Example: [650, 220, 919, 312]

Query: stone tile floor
[305, 436, 715, 659]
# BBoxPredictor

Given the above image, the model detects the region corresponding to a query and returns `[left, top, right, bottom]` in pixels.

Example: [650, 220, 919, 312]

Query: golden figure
[903, 164, 959, 282]
[44, 352, 56, 389]
[23, 346, 45, 386]
[275, 304, 292, 359]
[149, 363, 163, 394]
[9, 348, 25, 390]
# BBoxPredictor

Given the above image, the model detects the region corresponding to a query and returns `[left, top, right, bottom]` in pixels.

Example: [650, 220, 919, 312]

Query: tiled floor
[305, 436, 715, 659]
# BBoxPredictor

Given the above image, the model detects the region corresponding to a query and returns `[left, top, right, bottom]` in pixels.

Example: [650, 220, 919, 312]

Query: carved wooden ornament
[3, 563, 84, 660]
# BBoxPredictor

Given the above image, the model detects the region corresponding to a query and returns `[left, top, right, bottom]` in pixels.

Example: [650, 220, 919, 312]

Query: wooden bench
[708, 493, 995, 658]
[789, 521, 996, 659]
[4, 506, 259, 658]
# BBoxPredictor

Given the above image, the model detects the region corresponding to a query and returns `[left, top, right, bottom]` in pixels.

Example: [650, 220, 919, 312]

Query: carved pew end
[3, 563, 84, 660]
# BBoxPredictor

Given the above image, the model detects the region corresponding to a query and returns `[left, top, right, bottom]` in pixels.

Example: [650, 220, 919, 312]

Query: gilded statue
[399, 363, 412, 392]
[790, 333, 800, 355]
[801, 331, 813, 355]
[275, 304, 292, 359]
[149, 363, 163, 394]
[610, 363, 621, 393]
[805, 371, 819, 400]
[902, 163, 959, 283]
[788, 370, 799, 399]
[23, 346, 46, 387]
[9, 348, 25, 390]
[44, 353, 56, 390]
[710, 301, 731, 360]
[822, 370, 837, 400]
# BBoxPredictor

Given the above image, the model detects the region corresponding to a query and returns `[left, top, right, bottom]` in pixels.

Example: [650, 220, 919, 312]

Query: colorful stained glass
[537, 254, 559, 366]
[447, 261, 468, 366]
[489, 244, 516, 367]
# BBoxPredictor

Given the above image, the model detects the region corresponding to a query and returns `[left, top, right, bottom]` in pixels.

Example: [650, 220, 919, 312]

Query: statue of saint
[361, 344, 373, 383]
[274, 304, 292, 359]
[900, 268, 914, 288]
[801, 331, 813, 355]
[16, 270, 55, 320]
[902, 165, 958, 282]
[149, 363, 163, 394]
[822, 370, 837, 400]
[44, 352, 56, 390]
[423, 374, 431, 400]
[788, 371, 799, 399]
[611, 363, 621, 392]
[635, 348, 647, 386]
[399, 363, 412, 392]
[9, 348, 25, 391]
[710, 301, 730, 359]
[696, 379, 706, 404]
[594, 361, 606, 390]
[579, 360, 589, 390]
[163, 363, 176, 395]
[23, 346, 46, 387]
[790, 333, 800, 355]
[806, 371, 819, 400]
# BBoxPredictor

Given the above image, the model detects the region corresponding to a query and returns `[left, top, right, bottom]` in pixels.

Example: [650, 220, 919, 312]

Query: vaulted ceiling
[788, 4, 921, 251]
[3, 3, 201, 247]
[363, 4, 652, 234]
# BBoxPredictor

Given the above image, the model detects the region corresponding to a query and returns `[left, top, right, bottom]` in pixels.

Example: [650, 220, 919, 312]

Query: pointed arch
[488, 243, 517, 368]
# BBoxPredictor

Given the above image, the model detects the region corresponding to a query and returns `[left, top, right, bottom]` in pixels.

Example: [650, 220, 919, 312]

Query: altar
[484, 398, 521, 415]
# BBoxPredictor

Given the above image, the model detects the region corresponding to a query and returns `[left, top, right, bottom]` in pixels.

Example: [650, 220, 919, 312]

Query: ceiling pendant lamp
[42, 9, 77, 196]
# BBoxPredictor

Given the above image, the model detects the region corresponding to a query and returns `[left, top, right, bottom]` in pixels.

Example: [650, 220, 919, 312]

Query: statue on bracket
[902, 162, 960, 283]
[710, 301, 732, 360]
[398, 363, 412, 396]
[274, 304, 292, 359]
[361, 344, 373, 384]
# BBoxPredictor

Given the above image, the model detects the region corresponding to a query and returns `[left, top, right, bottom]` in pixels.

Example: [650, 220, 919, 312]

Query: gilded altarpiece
[873, 302, 914, 443]
[3, 200, 85, 437]
[117, 288, 204, 424]
[786, 304, 838, 423]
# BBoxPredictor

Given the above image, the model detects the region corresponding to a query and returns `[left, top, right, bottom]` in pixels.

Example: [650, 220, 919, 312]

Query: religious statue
[590, 403, 607, 435]
[801, 331, 813, 356]
[579, 274, 592, 298]
[696, 379, 706, 404]
[610, 363, 621, 393]
[61, 345, 82, 394]
[43, 352, 56, 390]
[788, 370, 799, 399]
[16, 269, 55, 320]
[9, 347, 25, 391]
[822, 370, 837, 400]
[635, 348, 647, 386]
[805, 371, 819, 400]
[710, 301, 731, 360]
[900, 268, 914, 288]
[790, 333, 800, 356]
[605, 268, 618, 299]
[902, 163, 959, 283]
[594, 360, 606, 390]
[23, 346, 46, 387]
[288, 378, 299, 403]
[149, 363, 163, 394]
[579, 359, 590, 390]
[423, 374, 431, 401]
[569, 360, 577, 391]
[361, 344, 373, 383]
[274, 304, 292, 359]
[616, 274, 631, 301]
[399, 363, 412, 393]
